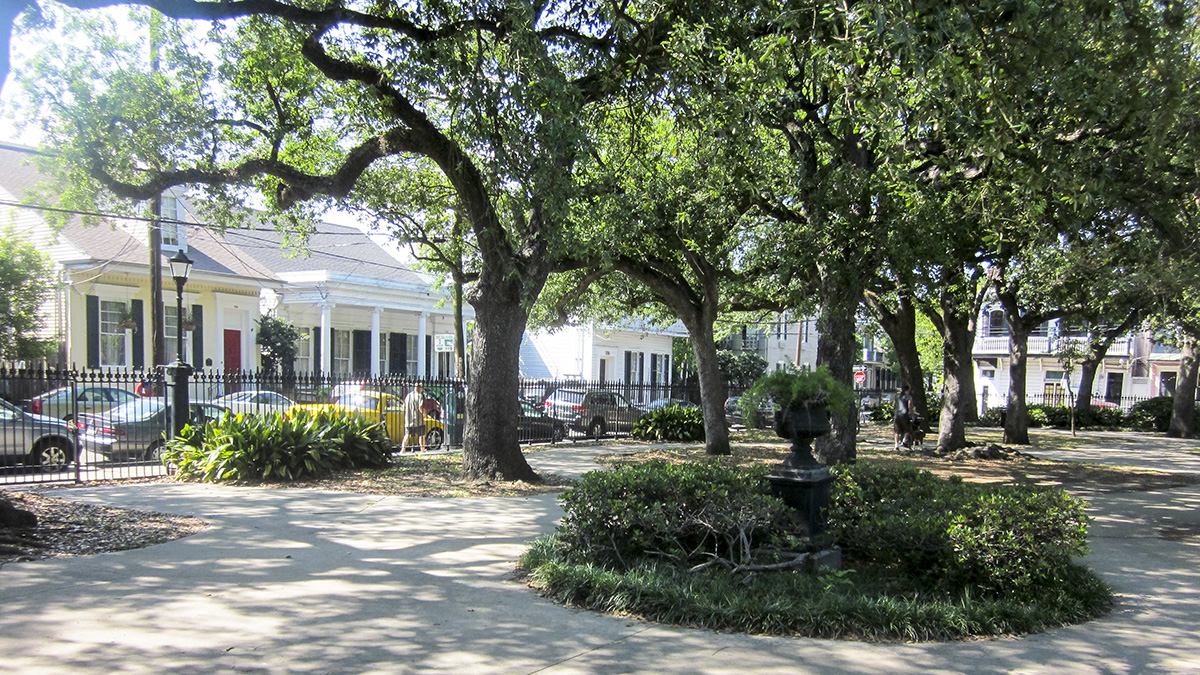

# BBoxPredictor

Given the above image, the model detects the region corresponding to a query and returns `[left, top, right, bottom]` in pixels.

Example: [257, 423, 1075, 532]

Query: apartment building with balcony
[973, 307, 1184, 411]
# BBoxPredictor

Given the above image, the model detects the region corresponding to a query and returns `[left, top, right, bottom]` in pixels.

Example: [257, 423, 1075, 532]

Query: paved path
[2, 438, 1200, 674]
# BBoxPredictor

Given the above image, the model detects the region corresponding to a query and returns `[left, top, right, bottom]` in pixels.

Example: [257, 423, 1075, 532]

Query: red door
[224, 330, 242, 393]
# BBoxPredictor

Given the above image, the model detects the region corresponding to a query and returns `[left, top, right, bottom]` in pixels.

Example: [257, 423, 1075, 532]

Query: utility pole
[150, 195, 165, 367]
[149, 12, 165, 368]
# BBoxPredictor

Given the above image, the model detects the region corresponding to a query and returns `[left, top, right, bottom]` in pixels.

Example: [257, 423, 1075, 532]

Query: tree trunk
[689, 322, 731, 456]
[1003, 324, 1031, 445]
[1074, 357, 1100, 414]
[813, 273, 861, 465]
[867, 293, 930, 425]
[461, 282, 538, 482]
[1168, 333, 1198, 439]
[936, 290, 974, 453]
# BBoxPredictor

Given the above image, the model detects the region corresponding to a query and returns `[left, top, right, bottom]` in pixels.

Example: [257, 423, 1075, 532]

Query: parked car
[77, 398, 229, 462]
[517, 399, 566, 444]
[0, 398, 77, 472]
[543, 389, 642, 438]
[212, 390, 295, 416]
[329, 382, 444, 419]
[724, 396, 774, 429]
[26, 385, 138, 422]
[295, 390, 445, 447]
[642, 398, 700, 414]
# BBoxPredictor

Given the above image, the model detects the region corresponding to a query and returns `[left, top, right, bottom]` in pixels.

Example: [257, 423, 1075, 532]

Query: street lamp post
[168, 250, 193, 438]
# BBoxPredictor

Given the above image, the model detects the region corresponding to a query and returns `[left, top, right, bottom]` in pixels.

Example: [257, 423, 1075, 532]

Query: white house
[0, 144, 469, 381]
[973, 306, 1185, 411]
[522, 321, 686, 404]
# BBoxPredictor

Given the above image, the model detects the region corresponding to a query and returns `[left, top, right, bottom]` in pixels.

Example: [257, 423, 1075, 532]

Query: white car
[211, 390, 295, 416]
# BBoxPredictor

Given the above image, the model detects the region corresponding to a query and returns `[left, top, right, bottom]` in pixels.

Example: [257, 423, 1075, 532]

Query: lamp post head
[169, 249, 193, 284]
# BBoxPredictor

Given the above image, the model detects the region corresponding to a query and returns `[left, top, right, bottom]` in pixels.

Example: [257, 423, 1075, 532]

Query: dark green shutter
[352, 330, 371, 373]
[312, 326, 322, 373]
[86, 295, 100, 368]
[191, 304, 204, 366]
[131, 299, 144, 367]
[389, 332, 406, 374]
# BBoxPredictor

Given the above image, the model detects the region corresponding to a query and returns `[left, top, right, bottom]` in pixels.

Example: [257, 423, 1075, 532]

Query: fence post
[169, 362, 192, 438]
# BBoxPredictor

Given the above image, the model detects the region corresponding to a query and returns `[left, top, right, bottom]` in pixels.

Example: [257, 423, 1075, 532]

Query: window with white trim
[295, 327, 312, 373]
[406, 334, 418, 376]
[160, 195, 183, 247]
[164, 304, 190, 362]
[100, 300, 128, 367]
[332, 329, 351, 374]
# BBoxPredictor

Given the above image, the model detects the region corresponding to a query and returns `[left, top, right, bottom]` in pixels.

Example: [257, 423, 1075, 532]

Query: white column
[320, 303, 332, 373]
[370, 307, 382, 376]
[417, 311, 428, 379]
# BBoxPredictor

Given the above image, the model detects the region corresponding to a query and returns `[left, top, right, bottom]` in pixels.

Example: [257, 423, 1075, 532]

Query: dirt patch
[601, 432, 1200, 494]
[1, 490, 207, 565]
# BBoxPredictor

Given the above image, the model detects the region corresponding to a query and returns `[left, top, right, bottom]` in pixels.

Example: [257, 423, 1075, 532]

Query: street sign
[854, 371, 866, 384]
[434, 334, 455, 353]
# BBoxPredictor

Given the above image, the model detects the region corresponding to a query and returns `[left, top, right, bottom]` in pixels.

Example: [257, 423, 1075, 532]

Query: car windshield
[108, 398, 167, 422]
[548, 390, 584, 405]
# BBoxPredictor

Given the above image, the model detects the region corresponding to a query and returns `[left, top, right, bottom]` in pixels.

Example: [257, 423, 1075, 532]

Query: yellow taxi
[293, 390, 444, 447]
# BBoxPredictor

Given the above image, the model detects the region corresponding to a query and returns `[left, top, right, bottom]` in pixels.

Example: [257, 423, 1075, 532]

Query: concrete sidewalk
[2, 442, 1199, 674]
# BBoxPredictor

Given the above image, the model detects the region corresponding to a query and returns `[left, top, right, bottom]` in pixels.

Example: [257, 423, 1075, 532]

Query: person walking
[400, 383, 427, 453]
[894, 385, 915, 450]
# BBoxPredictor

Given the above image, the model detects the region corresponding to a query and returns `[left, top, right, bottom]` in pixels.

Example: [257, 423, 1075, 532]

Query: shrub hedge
[554, 460, 799, 570]
[164, 408, 392, 482]
[631, 405, 706, 442]
[828, 463, 1090, 597]
[520, 460, 1110, 639]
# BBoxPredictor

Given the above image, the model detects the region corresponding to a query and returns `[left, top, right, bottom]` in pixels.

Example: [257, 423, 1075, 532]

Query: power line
[0, 197, 425, 277]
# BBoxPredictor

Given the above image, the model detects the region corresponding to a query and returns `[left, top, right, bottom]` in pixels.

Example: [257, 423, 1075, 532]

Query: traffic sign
[434, 334, 455, 353]
[854, 371, 866, 384]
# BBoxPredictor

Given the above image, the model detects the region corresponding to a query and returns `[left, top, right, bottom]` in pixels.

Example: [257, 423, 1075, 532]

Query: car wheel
[425, 427, 444, 447]
[31, 440, 73, 472]
[587, 419, 605, 439]
[144, 441, 165, 464]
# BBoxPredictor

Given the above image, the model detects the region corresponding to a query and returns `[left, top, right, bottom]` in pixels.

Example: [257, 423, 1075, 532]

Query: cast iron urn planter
[767, 402, 834, 537]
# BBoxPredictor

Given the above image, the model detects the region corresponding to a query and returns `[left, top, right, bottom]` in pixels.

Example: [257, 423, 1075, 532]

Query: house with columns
[0, 144, 468, 384]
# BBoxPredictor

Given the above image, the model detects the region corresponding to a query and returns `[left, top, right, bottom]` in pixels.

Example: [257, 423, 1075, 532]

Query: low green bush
[522, 461, 1110, 640]
[632, 405, 706, 442]
[164, 408, 392, 482]
[554, 460, 799, 570]
[978, 407, 1005, 427]
[1080, 404, 1125, 429]
[868, 400, 894, 423]
[1126, 396, 1176, 432]
[828, 463, 1090, 596]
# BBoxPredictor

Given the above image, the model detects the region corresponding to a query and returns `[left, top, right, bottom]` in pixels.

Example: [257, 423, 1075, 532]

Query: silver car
[78, 398, 228, 462]
[211, 390, 295, 416]
[27, 385, 138, 422]
[0, 398, 77, 472]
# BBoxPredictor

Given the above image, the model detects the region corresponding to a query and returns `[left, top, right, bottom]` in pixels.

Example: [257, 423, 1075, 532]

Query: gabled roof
[0, 144, 424, 288]
[217, 220, 426, 286]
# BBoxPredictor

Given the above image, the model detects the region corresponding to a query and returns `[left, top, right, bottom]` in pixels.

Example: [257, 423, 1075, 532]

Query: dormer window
[160, 195, 186, 249]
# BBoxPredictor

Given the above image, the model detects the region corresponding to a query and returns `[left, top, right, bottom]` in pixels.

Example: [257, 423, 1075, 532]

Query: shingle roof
[0, 144, 422, 286]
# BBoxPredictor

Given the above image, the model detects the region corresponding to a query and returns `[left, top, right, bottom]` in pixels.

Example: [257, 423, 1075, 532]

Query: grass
[520, 532, 1114, 643]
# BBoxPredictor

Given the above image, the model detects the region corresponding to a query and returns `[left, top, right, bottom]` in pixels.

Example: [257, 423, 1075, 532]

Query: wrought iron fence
[0, 367, 713, 486]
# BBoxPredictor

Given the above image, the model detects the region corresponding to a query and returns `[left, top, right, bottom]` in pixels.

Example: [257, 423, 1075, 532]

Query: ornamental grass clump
[520, 460, 1112, 640]
[163, 408, 392, 482]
